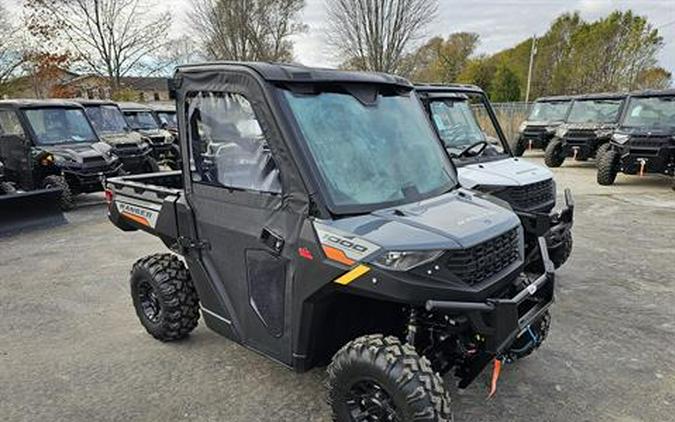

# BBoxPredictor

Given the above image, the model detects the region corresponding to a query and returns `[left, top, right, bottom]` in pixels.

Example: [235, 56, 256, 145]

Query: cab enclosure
[545, 93, 627, 167]
[106, 62, 556, 419]
[149, 102, 178, 135]
[514, 95, 574, 155]
[416, 84, 574, 270]
[597, 89, 675, 185]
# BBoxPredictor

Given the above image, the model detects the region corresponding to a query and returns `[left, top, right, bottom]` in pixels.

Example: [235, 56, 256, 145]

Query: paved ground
[1, 154, 674, 422]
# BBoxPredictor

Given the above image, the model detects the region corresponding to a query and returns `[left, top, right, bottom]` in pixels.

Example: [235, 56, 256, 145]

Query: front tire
[596, 148, 620, 186]
[328, 334, 452, 422]
[130, 253, 200, 341]
[512, 137, 526, 157]
[544, 139, 566, 167]
[506, 311, 551, 361]
[42, 175, 74, 211]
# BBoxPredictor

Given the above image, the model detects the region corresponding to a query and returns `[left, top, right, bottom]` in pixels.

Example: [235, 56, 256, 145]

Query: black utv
[416, 84, 574, 271]
[513, 95, 574, 156]
[106, 62, 556, 421]
[596, 89, 675, 185]
[78, 100, 159, 174]
[544, 93, 627, 167]
[149, 103, 178, 136]
[118, 102, 180, 169]
[0, 100, 122, 210]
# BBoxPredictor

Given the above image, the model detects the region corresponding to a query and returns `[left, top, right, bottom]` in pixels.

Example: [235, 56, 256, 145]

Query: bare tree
[326, 0, 438, 74]
[190, 0, 306, 62]
[25, 0, 172, 91]
[0, 5, 26, 86]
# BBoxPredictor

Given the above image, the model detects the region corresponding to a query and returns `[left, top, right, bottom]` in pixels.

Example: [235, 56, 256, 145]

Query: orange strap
[488, 358, 502, 398]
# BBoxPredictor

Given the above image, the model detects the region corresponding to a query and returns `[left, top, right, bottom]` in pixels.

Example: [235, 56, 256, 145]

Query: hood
[616, 127, 675, 137]
[318, 189, 520, 252]
[458, 157, 552, 189]
[99, 131, 144, 145]
[44, 142, 114, 164]
[135, 128, 171, 138]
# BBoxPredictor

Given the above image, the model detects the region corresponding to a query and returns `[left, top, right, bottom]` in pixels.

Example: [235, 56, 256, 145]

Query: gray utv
[78, 100, 159, 174]
[416, 84, 574, 271]
[544, 93, 627, 167]
[106, 62, 556, 421]
[0, 99, 122, 210]
[118, 102, 180, 169]
[513, 95, 574, 156]
[597, 89, 675, 185]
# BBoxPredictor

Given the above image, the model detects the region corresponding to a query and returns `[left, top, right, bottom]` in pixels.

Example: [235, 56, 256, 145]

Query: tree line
[0, 0, 671, 100]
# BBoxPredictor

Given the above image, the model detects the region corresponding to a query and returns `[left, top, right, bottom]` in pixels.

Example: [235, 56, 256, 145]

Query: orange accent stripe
[322, 245, 355, 265]
[121, 211, 150, 227]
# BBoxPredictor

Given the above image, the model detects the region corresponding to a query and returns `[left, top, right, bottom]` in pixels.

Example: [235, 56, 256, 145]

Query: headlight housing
[518, 122, 527, 133]
[372, 250, 444, 272]
[555, 127, 567, 138]
[612, 133, 630, 144]
[595, 129, 613, 138]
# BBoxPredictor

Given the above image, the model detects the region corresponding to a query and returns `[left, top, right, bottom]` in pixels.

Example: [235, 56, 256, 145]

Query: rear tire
[328, 334, 452, 422]
[512, 138, 526, 157]
[596, 148, 620, 186]
[506, 310, 551, 361]
[544, 139, 566, 168]
[549, 230, 573, 269]
[42, 175, 74, 211]
[130, 253, 200, 341]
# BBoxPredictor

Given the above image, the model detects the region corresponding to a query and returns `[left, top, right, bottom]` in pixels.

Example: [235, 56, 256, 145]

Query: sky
[5, 0, 675, 75]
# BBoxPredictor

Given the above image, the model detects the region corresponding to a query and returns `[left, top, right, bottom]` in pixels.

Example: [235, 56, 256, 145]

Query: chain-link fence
[490, 102, 532, 143]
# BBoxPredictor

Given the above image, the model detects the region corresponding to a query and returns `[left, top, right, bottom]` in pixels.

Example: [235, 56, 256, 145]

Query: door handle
[260, 227, 284, 254]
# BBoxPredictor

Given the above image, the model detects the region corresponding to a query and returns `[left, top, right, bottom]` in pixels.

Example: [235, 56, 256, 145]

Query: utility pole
[525, 35, 537, 103]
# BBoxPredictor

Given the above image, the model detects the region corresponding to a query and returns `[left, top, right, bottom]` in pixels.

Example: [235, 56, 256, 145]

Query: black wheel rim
[345, 379, 401, 422]
[137, 280, 162, 323]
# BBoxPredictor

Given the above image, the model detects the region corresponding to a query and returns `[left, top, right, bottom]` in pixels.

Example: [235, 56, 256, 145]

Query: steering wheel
[457, 140, 488, 158]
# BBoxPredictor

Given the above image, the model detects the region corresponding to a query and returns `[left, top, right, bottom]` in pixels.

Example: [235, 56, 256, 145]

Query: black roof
[414, 83, 485, 97]
[535, 95, 576, 102]
[573, 92, 627, 101]
[0, 99, 84, 109]
[175, 61, 413, 89]
[73, 99, 119, 107]
[627, 88, 675, 98]
[148, 102, 175, 112]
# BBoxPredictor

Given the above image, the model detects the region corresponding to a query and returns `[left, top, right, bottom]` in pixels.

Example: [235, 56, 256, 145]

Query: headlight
[612, 133, 630, 144]
[372, 250, 444, 272]
[555, 127, 567, 138]
[518, 122, 527, 133]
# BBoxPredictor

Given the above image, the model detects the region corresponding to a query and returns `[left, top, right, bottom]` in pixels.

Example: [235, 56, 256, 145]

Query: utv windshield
[84, 105, 129, 134]
[567, 99, 623, 124]
[24, 107, 97, 145]
[124, 110, 159, 130]
[156, 111, 177, 128]
[621, 96, 675, 129]
[282, 87, 457, 213]
[527, 101, 570, 122]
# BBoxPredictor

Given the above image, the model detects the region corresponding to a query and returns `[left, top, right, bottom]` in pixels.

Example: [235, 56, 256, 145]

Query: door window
[0, 111, 25, 137]
[188, 92, 281, 194]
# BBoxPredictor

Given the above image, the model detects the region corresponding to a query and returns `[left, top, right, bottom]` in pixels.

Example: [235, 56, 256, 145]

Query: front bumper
[519, 130, 553, 149]
[619, 144, 675, 176]
[65, 162, 124, 192]
[425, 236, 555, 387]
[519, 188, 574, 261]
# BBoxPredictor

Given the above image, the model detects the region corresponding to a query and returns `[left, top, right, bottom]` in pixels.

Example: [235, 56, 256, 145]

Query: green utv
[513, 95, 574, 156]
[106, 63, 557, 421]
[78, 100, 159, 174]
[0, 99, 122, 210]
[597, 89, 675, 186]
[544, 93, 627, 168]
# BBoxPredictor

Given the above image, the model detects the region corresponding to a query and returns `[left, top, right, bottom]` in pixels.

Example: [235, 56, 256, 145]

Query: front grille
[523, 126, 547, 139]
[444, 228, 520, 286]
[149, 136, 166, 144]
[114, 143, 142, 157]
[565, 129, 596, 145]
[494, 179, 555, 211]
[630, 136, 670, 148]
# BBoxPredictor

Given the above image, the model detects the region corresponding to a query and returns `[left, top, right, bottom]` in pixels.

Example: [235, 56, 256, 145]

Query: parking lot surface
[1, 154, 674, 421]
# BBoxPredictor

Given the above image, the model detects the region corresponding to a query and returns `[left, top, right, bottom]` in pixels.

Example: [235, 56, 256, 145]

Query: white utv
[416, 84, 574, 270]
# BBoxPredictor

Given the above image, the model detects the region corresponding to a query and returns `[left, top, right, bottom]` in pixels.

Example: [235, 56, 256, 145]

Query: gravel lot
[1, 153, 674, 422]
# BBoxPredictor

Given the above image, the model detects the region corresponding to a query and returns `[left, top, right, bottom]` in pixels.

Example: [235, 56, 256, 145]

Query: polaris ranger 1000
[0, 99, 122, 210]
[416, 84, 574, 270]
[514, 95, 574, 156]
[596, 89, 675, 185]
[106, 63, 557, 421]
[545, 93, 626, 167]
[78, 100, 159, 174]
[118, 102, 180, 169]
[149, 103, 178, 136]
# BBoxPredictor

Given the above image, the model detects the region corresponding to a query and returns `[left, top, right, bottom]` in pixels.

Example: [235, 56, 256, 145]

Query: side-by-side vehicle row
[105, 62, 564, 421]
